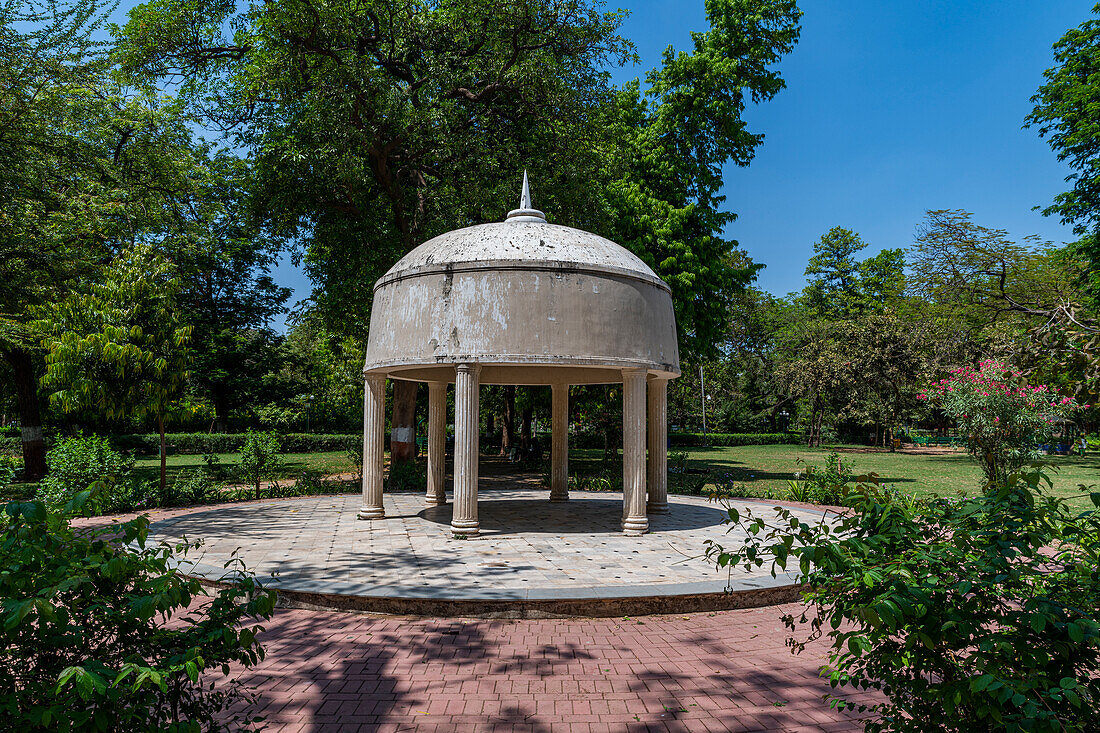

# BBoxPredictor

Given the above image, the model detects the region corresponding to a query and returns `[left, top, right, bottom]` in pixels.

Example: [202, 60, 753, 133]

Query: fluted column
[550, 383, 569, 501]
[357, 374, 386, 520]
[621, 368, 649, 535]
[425, 381, 448, 506]
[647, 376, 669, 514]
[451, 364, 481, 537]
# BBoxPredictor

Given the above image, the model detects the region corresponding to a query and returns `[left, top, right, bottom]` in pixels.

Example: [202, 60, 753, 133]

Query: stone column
[550, 383, 569, 501]
[621, 367, 649, 535]
[647, 376, 669, 514]
[357, 374, 386, 520]
[425, 381, 448, 506]
[451, 364, 481, 537]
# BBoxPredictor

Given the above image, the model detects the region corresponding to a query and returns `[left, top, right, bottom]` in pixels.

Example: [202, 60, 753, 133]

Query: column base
[622, 516, 649, 535]
[548, 492, 569, 502]
[425, 496, 447, 507]
[647, 501, 669, 514]
[357, 506, 385, 520]
[450, 519, 480, 538]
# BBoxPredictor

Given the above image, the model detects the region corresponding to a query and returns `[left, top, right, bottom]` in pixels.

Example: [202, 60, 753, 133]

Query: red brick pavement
[231, 604, 878, 733]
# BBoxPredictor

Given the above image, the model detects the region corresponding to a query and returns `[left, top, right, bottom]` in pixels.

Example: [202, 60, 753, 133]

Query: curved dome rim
[374, 258, 672, 293]
[362, 355, 682, 377]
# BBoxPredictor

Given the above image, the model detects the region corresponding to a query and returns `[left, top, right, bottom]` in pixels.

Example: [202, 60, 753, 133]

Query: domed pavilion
[358, 174, 680, 537]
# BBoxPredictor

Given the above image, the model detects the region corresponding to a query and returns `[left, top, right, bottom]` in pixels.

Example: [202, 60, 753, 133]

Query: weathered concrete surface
[364, 221, 680, 382]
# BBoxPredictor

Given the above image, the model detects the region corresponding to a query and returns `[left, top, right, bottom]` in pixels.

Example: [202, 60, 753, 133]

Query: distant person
[1081, 437, 1089, 457]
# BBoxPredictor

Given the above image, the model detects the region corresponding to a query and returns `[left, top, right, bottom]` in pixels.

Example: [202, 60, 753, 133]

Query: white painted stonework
[360, 174, 680, 536]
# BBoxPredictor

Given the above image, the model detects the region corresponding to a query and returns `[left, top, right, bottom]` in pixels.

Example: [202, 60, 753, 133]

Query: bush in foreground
[706, 467, 1100, 732]
[0, 487, 276, 731]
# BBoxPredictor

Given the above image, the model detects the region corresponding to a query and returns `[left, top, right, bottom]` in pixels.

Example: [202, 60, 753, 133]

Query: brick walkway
[234, 604, 877, 732]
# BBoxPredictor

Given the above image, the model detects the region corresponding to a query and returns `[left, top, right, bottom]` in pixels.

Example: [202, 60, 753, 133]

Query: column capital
[364, 372, 387, 386]
[621, 366, 648, 379]
[647, 374, 670, 383]
[455, 363, 482, 376]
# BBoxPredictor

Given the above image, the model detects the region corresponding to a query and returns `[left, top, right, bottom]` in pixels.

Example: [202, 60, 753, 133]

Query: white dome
[378, 222, 668, 293]
[363, 182, 680, 386]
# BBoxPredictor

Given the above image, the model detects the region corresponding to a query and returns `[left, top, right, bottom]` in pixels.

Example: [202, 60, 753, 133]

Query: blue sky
[255, 1, 1088, 323]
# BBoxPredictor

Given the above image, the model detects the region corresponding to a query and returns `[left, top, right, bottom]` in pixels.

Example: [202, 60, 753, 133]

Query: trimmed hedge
[668, 432, 799, 447]
[109, 433, 360, 456]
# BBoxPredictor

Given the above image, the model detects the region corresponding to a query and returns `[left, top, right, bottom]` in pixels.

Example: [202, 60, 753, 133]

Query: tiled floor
[146, 488, 824, 599]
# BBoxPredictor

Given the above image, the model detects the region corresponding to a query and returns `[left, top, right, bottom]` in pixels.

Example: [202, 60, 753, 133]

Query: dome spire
[520, 170, 531, 209]
[506, 169, 547, 223]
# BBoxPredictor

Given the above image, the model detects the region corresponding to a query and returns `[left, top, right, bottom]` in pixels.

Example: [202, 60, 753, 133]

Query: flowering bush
[920, 360, 1085, 487]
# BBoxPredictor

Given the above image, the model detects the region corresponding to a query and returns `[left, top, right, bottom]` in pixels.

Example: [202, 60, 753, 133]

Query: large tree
[117, 0, 634, 463]
[170, 154, 290, 432]
[1028, 4, 1100, 302]
[0, 0, 204, 478]
[38, 245, 193, 493]
[118, 0, 802, 455]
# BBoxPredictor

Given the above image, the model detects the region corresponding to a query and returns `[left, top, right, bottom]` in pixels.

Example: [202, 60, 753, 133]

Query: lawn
[5, 442, 1098, 509]
[570, 443, 1100, 508]
[131, 450, 357, 485]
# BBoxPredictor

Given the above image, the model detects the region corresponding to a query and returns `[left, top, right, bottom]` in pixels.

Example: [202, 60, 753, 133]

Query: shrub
[705, 466, 1100, 732]
[921, 361, 1085, 487]
[237, 431, 284, 502]
[668, 432, 799, 447]
[568, 464, 621, 492]
[784, 451, 853, 505]
[1, 453, 21, 484]
[385, 459, 425, 491]
[167, 469, 225, 507]
[37, 436, 137, 513]
[346, 439, 363, 480]
[107, 433, 359, 456]
[0, 489, 277, 731]
[666, 451, 711, 495]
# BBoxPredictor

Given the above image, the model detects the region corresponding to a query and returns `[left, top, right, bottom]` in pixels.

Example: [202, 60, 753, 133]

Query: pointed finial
[506, 169, 546, 223]
[520, 170, 531, 209]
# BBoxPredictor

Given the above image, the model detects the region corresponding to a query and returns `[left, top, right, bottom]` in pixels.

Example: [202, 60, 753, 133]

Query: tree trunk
[520, 407, 533, 451]
[390, 380, 418, 466]
[158, 413, 167, 494]
[4, 348, 46, 480]
[213, 389, 229, 433]
[499, 386, 516, 456]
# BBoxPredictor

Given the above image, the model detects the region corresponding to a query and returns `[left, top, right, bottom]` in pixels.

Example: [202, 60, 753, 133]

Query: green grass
[571, 443, 1100, 508]
[130, 450, 356, 485]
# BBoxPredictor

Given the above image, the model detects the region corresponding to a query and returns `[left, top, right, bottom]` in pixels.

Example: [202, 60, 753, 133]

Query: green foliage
[0, 453, 22, 484]
[669, 432, 799, 447]
[1028, 5, 1100, 300]
[36, 436, 137, 513]
[385, 460, 425, 492]
[167, 469, 225, 507]
[706, 467, 1100, 732]
[784, 451, 852, 505]
[0, 491, 277, 731]
[236, 431, 284, 502]
[109, 432, 359, 456]
[803, 227, 868, 315]
[568, 465, 621, 493]
[601, 0, 801, 357]
[922, 361, 1084, 487]
[38, 245, 193, 423]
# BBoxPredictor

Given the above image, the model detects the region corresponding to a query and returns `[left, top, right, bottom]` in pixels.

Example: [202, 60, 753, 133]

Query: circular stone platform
[148, 490, 821, 618]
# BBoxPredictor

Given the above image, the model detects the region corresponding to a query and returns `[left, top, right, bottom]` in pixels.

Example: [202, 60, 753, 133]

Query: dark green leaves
[706, 466, 1100, 732]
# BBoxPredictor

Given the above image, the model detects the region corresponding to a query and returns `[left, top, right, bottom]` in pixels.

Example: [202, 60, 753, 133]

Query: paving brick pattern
[234, 604, 877, 732]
